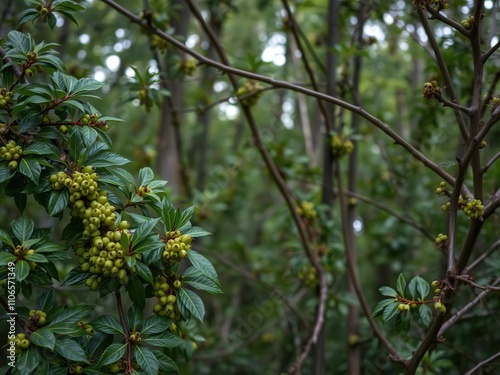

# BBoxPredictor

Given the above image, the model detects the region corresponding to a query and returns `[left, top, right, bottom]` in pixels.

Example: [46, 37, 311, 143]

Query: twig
[479, 70, 500, 119]
[417, 9, 469, 141]
[466, 239, 500, 271]
[482, 40, 500, 64]
[425, 5, 470, 37]
[455, 275, 500, 291]
[464, 351, 500, 375]
[481, 151, 500, 174]
[115, 289, 132, 371]
[438, 276, 500, 336]
[99, 0, 464, 193]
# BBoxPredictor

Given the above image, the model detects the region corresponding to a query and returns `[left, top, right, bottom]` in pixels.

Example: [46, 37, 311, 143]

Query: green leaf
[187, 250, 221, 287]
[419, 304, 433, 327]
[30, 329, 56, 350]
[131, 218, 160, 247]
[44, 322, 87, 337]
[371, 298, 395, 319]
[396, 273, 406, 298]
[152, 350, 178, 372]
[378, 286, 398, 298]
[138, 167, 154, 186]
[54, 338, 89, 363]
[134, 346, 158, 375]
[13, 216, 34, 244]
[15, 347, 41, 374]
[408, 276, 418, 300]
[16, 260, 30, 282]
[128, 277, 146, 309]
[143, 332, 184, 347]
[182, 226, 211, 237]
[177, 288, 205, 322]
[382, 301, 400, 323]
[415, 276, 430, 300]
[47, 189, 69, 216]
[48, 305, 93, 325]
[91, 315, 124, 335]
[0, 252, 17, 265]
[183, 267, 223, 294]
[178, 206, 194, 229]
[140, 315, 171, 335]
[37, 289, 54, 311]
[127, 304, 143, 331]
[135, 261, 153, 285]
[395, 311, 411, 334]
[0, 229, 15, 248]
[24, 253, 48, 263]
[96, 343, 127, 367]
[62, 267, 89, 286]
[18, 158, 41, 184]
[160, 199, 180, 231]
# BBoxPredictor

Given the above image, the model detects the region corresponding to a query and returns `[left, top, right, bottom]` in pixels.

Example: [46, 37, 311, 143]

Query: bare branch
[464, 351, 500, 375]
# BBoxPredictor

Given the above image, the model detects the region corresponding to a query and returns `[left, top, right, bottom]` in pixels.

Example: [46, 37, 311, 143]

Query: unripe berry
[173, 280, 182, 289]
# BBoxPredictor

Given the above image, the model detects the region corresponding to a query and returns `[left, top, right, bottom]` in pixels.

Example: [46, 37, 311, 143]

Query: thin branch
[481, 151, 500, 174]
[466, 239, 500, 271]
[482, 40, 500, 63]
[455, 275, 500, 291]
[433, 92, 472, 114]
[479, 71, 500, 119]
[99, 0, 464, 194]
[425, 5, 470, 37]
[417, 9, 469, 141]
[115, 289, 133, 371]
[438, 276, 500, 336]
[464, 351, 500, 375]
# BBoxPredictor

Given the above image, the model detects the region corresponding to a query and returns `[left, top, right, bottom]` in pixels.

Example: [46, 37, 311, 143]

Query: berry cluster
[77, 321, 95, 335]
[423, 80, 440, 100]
[1, 140, 23, 169]
[297, 264, 318, 287]
[397, 303, 414, 311]
[431, 280, 446, 314]
[150, 34, 168, 53]
[0, 87, 13, 108]
[49, 166, 135, 289]
[109, 360, 139, 374]
[296, 201, 317, 221]
[460, 16, 474, 30]
[28, 309, 47, 327]
[330, 135, 354, 157]
[80, 113, 108, 131]
[12, 333, 30, 356]
[412, 0, 448, 10]
[152, 276, 182, 319]
[13, 246, 37, 270]
[435, 182, 484, 220]
[67, 363, 85, 374]
[162, 231, 192, 265]
[180, 57, 197, 76]
[434, 233, 448, 249]
[237, 80, 263, 106]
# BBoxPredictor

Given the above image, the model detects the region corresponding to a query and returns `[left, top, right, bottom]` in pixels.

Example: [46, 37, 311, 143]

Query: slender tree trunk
[313, 0, 339, 374]
[156, 0, 190, 196]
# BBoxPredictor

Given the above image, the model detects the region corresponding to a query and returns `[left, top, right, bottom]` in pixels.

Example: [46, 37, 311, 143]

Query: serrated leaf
[143, 332, 184, 347]
[152, 350, 178, 372]
[177, 288, 205, 322]
[396, 273, 406, 298]
[18, 158, 41, 184]
[134, 346, 158, 375]
[54, 338, 89, 363]
[92, 315, 124, 335]
[140, 315, 171, 335]
[15, 347, 41, 374]
[187, 250, 221, 287]
[30, 329, 56, 350]
[378, 286, 397, 298]
[97, 343, 127, 367]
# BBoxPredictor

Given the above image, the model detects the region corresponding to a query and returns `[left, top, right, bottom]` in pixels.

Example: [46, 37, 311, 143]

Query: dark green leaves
[177, 288, 205, 322]
[91, 315, 124, 335]
[160, 199, 195, 231]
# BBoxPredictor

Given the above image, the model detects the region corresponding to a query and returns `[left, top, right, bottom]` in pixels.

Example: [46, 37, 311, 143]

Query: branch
[465, 239, 500, 271]
[455, 275, 500, 291]
[438, 276, 500, 336]
[433, 92, 472, 114]
[481, 151, 500, 174]
[417, 9, 469, 141]
[482, 39, 500, 63]
[425, 5, 470, 37]
[115, 289, 133, 372]
[480, 70, 500, 118]
[464, 351, 500, 375]
[99, 0, 463, 192]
